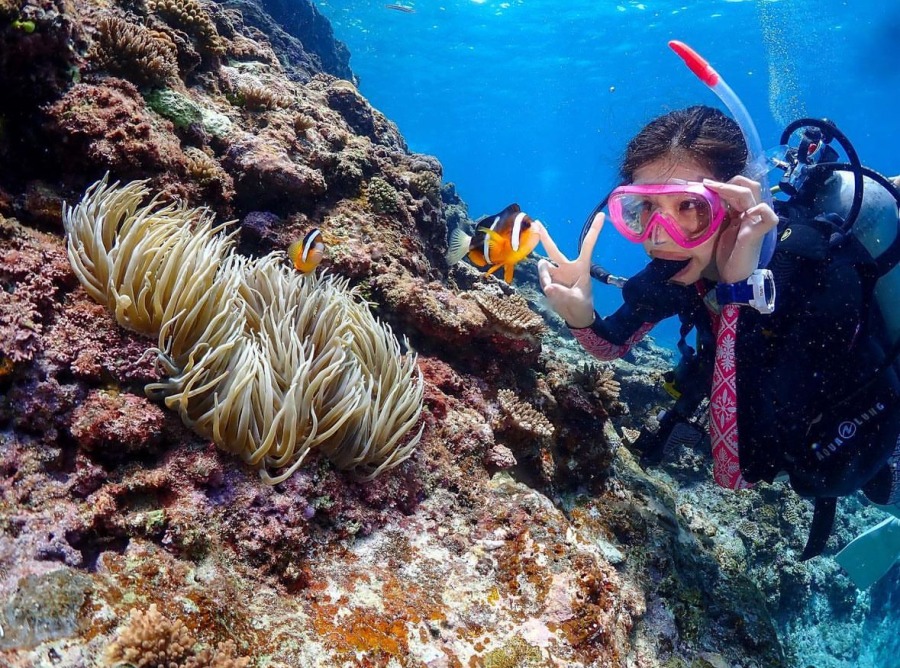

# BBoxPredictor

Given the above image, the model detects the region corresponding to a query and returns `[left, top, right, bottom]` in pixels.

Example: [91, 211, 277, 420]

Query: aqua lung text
[813, 401, 887, 461]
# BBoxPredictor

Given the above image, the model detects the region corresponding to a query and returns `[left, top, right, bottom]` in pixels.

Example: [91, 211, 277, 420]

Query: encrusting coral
[104, 603, 250, 668]
[63, 177, 424, 482]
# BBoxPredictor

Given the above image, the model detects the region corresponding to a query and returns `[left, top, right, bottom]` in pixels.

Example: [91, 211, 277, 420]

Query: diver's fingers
[729, 175, 764, 202]
[536, 222, 569, 265]
[742, 202, 778, 229]
[537, 258, 554, 292]
[702, 178, 758, 212]
[577, 212, 605, 263]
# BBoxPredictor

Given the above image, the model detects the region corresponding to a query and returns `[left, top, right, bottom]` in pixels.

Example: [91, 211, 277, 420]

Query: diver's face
[633, 156, 719, 285]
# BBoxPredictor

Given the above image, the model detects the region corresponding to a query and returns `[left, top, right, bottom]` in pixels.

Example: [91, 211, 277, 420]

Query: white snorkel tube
[669, 40, 777, 268]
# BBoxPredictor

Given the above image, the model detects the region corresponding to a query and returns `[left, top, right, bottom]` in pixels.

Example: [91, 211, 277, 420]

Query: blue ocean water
[316, 0, 900, 350]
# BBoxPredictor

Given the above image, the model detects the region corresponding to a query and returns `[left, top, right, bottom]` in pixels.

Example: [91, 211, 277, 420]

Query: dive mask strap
[715, 269, 776, 314]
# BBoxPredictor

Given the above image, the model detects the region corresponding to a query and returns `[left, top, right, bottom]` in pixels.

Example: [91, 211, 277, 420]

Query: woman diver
[536, 100, 900, 586]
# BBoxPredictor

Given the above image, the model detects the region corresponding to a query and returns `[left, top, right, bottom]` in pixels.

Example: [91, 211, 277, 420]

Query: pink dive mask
[607, 182, 727, 249]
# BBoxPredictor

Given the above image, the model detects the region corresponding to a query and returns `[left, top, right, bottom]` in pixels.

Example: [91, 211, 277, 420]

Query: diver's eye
[622, 198, 653, 226]
[678, 197, 703, 212]
[630, 198, 653, 217]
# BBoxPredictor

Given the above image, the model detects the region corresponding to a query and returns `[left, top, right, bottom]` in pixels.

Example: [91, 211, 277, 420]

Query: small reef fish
[385, 4, 415, 13]
[288, 228, 325, 274]
[445, 203, 542, 284]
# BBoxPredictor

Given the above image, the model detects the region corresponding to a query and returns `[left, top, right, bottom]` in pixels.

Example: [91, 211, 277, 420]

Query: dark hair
[620, 105, 747, 183]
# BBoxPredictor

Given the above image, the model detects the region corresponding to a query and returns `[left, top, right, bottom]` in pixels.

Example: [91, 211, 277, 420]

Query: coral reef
[44, 79, 187, 181]
[0, 0, 866, 665]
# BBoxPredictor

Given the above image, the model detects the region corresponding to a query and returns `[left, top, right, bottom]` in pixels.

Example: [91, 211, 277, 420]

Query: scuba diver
[537, 41, 900, 587]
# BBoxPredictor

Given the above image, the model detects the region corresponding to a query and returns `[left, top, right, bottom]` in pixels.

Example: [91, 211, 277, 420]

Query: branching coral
[497, 389, 554, 439]
[92, 17, 179, 87]
[573, 362, 622, 404]
[473, 292, 547, 339]
[104, 603, 249, 668]
[63, 177, 424, 482]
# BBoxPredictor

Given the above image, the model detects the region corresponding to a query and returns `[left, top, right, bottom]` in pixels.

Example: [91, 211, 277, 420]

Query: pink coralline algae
[224, 132, 327, 211]
[43, 78, 187, 180]
[0, 217, 74, 363]
[68, 390, 167, 457]
[41, 299, 160, 384]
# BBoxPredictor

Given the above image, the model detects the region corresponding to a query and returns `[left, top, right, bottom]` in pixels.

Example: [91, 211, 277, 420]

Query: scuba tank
[775, 118, 900, 352]
[813, 171, 900, 345]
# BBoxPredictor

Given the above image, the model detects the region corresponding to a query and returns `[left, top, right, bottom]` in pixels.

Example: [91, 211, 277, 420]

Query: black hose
[780, 118, 864, 234]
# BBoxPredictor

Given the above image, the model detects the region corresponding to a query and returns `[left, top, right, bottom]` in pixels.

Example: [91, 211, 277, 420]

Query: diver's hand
[536, 212, 603, 328]
[704, 176, 778, 284]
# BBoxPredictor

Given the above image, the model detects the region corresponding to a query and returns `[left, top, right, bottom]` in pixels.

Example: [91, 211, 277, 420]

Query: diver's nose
[650, 215, 672, 246]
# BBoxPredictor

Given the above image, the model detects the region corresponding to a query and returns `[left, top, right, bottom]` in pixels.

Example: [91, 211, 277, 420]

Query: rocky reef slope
[0, 0, 891, 666]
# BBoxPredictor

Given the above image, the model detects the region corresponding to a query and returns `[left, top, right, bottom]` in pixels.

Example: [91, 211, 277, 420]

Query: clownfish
[445, 203, 543, 284]
[288, 228, 325, 274]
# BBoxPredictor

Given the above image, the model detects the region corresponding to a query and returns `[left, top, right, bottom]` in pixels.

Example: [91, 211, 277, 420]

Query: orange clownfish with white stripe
[288, 228, 325, 273]
[445, 203, 544, 284]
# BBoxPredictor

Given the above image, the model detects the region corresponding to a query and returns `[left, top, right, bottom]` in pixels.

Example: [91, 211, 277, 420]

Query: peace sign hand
[536, 212, 604, 328]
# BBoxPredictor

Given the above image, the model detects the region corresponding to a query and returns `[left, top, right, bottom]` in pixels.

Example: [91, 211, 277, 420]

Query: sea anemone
[63, 177, 424, 482]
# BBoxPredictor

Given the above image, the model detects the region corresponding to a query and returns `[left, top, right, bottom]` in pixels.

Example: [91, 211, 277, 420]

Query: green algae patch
[145, 88, 233, 137]
[146, 89, 202, 128]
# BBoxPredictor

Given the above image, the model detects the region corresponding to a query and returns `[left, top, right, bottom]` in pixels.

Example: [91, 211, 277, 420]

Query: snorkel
[668, 40, 777, 268]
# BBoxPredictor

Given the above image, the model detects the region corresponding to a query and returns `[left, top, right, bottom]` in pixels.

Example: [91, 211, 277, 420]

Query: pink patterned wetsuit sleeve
[709, 304, 753, 490]
[570, 321, 655, 361]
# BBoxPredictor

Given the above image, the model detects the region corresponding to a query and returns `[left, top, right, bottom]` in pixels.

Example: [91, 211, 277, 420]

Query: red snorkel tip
[668, 40, 719, 87]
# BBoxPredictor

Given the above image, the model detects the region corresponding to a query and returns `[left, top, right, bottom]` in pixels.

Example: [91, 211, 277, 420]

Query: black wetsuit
[572, 214, 900, 507]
